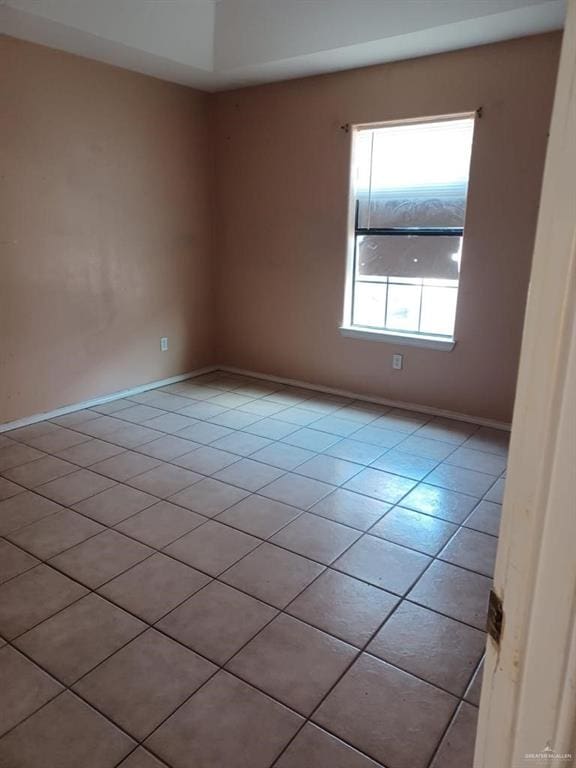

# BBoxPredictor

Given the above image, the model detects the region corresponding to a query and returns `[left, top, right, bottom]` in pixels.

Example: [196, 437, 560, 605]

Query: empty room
[1, 1, 575, 767]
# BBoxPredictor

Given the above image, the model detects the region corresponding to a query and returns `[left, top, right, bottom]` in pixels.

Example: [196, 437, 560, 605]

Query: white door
[474, 1, 576, 765]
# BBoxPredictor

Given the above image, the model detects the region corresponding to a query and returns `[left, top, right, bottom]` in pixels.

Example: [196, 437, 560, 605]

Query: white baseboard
[0, 366, 219, 433]
[1, 362, 511, 434]
[220, 365, 512, 431]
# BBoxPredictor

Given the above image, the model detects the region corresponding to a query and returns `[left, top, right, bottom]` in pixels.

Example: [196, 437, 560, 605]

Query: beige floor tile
[91, 451, 161, 481]
[208, 406, 261, 429]
[349, 425, 404, 449]
[308, 415, 362, 438]
[116, 501, 205, 547]
[176, 421, 234, 445]
[37, 469, 116, 505]
[287, 569, 398, 647]
[158, 580, 277, 664]
[415, 418, 477, 445]
[117, 747, 169, 768]
[74, 629, 216, 740]
[465, 659, 484, 706]
[282, 427, 340, 452]
[15, 593, 146, 684]
[0, 491, 64, 536]
[136, 435, 198, 460]
[439, 528, 498, 577]
[0, 442, 45, 472]
[334, 535, 431, 594]
[323, 438, 385, 465]
[228, 613, 356, 715]
[430, 702, 478, 768]
[221, 542, 324, 608]
[368, 601, 486, 695]
[74, 415, 129, 438]
[89, 399, 134, 415]
[3, 456, 77, 489]
[343, 468, 417, 504]
[212, 457, 285, 491]
[445, 446, 507, 476]
[270, 403, 332, 427]
[243, 417, 299, 439]
[173, 445, 238, 474]
[49, 409, 101, 428]
[275, 723, 381, 768]
[0, 477, 22, 501]
[0, 564, 87, 639]
[309, 488, 391, 531]
[251, 441, 317, 471]
[372, 411, 428, 434]
[484, 477, 506, 503]
[99, 553, 210, 623]
[211, 430, 273, 456]
[395, 435, 456, 460]
[55, 438, 124, 467]
[371, 450, 438, 481]
[425, 464, 495, 498]
[0, 646, 63, 736]
[216, 495, 303, 538]
[8, 422, 62, 443]
[170, 478, 249, 517]
[164, 521, 259, 576]
[26, 428, 90, 454]
[271, 513, 361, 565]
[74, 484, 157, 526]
[260, 473, 333, 509]
[240, 399, 290, 417]
[399, 483, 478, 524]
[105, 424, 164, 449]
[104, 404, 165, 424]
[314, 654, 457, 768]
[144, 413, 199, 434]
[130, 391, 192, 411]
[464, 500, 502, 537]
[7, 509, 104, 559]
[295, 454, 363, 485]
[370, 507, 457, 555]
[145, 671, 303, 768]
[0, 691, 135, 768]
[128, 463, 202, 497]
[464, 426, 509, 456]
[408, 561, 492, 630]
[49, 530, 153, 588]
[0, 539, 39, 584]
[178, 401, 229, 420]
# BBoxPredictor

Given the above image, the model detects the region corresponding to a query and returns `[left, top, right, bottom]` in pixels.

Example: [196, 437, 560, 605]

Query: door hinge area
[487, 589, 504, 646]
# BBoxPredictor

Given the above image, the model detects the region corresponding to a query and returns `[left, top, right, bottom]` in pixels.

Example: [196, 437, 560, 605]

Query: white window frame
[340, 112, 476, 351]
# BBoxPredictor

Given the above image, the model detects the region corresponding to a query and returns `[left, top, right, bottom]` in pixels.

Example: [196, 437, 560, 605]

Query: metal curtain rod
[339, 106, 483, 132]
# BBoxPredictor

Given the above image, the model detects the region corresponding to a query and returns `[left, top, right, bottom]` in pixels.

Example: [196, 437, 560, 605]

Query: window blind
[354, 117, 475, 229]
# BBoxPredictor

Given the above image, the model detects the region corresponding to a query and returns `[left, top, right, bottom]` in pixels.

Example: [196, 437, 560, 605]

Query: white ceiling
[0, 0, 566, 91]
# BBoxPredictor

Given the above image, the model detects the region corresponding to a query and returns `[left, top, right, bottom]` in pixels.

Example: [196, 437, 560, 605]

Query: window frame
[341, 112, 476, 351]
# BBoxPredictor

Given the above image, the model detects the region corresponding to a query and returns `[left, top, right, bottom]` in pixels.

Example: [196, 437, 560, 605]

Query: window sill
[339, 325, 456, 351]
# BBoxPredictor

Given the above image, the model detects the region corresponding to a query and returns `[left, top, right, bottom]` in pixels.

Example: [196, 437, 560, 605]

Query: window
[343, 114, 475, 347]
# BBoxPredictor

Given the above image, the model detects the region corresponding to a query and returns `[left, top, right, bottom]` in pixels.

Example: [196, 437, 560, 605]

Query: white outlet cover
[160, 337, 169, 351]
[392, 354, 403, 370]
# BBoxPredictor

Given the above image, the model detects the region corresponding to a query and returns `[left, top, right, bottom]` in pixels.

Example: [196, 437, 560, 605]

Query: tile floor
[0, 370, 508, 768]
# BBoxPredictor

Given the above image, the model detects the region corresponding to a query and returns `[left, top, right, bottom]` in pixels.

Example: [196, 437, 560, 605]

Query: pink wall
[212, 33, 560, 423]
[1, 33, 561, 425]
[0, 37, 214, 423]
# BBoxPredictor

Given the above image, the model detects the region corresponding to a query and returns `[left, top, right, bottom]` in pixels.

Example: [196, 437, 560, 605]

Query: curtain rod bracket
[340, 123, 350, 133]
[476, 107, 483, 119]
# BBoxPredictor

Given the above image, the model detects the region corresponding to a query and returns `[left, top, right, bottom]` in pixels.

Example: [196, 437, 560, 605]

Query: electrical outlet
[392, 353, 403, 370]
[160, 337, 169, 352]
